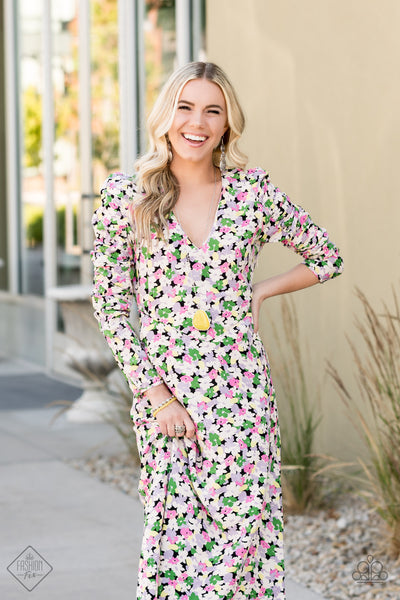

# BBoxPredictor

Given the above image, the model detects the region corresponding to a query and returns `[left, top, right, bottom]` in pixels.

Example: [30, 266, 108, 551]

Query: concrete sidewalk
[0, 358, 326, 599]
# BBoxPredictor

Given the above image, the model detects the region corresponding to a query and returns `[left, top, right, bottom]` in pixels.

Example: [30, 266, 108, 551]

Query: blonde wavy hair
[132, 61, 247, 243]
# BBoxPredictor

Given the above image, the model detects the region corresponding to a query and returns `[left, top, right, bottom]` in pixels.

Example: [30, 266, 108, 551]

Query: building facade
[1, 0, 399, 461]
[206, 0, 400, 461]
[0, 0, 205, 366]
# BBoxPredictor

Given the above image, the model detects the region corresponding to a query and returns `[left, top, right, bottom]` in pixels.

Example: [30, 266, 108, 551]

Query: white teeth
[183, 133, 207, 142]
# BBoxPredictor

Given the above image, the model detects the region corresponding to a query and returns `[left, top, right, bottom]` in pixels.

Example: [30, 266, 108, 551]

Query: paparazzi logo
[352, 554, 388, 584]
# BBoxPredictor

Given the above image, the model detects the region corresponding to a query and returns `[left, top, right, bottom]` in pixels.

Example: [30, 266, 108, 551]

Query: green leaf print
[236, 455, 245, 467]
[273, 516, 283, 531]
[171, 232, 183, 242]
[209, 433, 221, 446]
[190, 376, 200, 390]
[248, 505, 261, 517]
[208, 238, 219, 251]
[201, 265, 211, 278]
[223, 300, 235, 310]
[189, 593, 200, 600]
[205, 540, 216, 552]
[252, 372, 261, 386]
[266, 544, 277, 557]
[165, 568, 177, 580]
[168, 477, 177, 495]
[216, 473, 226, 486]
[152, 520, 161, 532]
[214, 323, 224, 335]
[188, 348, 202, 361]
[216, 407, 230, 417]
[222, 496, 236, 507]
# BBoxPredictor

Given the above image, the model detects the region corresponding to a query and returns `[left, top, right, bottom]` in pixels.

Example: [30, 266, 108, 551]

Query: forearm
[144, 381, 175, 408]
[257, 263, 319, 301]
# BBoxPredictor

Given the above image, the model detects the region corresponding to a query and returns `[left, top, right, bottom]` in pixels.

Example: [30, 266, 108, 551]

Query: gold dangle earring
[219, 136, 226, 172]
[166, 134, 173, 163]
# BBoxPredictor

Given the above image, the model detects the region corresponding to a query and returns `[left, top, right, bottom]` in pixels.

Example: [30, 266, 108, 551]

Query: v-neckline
[171, 172, 226, 251]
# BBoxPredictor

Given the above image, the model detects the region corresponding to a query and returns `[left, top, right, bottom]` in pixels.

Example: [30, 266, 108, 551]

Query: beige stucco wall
[206, 0, 400, 462]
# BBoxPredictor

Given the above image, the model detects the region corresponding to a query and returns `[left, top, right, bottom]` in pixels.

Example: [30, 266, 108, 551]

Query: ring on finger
[174, 424, 186, 435]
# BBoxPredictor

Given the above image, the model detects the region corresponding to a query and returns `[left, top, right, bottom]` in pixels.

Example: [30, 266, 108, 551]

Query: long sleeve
[91, 173, 162, 398]
[256, 169, 343, 282]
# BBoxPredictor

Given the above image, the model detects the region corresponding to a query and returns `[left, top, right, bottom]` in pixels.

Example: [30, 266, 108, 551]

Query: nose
[188, 110, 205, 129]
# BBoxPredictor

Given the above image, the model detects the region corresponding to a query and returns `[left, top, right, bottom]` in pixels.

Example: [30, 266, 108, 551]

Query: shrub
[268, 297, 335, 513]
[328, 287, 400, 558]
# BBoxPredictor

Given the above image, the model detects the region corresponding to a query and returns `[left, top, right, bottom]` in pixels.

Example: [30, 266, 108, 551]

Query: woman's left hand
[251, 265, 319, 333]
[251, 281, 265, 333]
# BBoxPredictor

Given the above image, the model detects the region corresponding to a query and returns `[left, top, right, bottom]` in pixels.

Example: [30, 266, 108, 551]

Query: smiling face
[167, 78, 228, 167]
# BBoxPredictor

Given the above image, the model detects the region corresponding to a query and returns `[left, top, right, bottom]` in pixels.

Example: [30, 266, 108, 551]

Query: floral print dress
[91, 167, 343, 600]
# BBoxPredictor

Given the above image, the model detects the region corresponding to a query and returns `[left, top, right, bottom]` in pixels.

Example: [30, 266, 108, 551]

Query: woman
[91, 61, 343, 600]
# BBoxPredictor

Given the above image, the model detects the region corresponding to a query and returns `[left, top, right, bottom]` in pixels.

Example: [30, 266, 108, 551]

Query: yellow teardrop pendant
[193, 309, 210, 331]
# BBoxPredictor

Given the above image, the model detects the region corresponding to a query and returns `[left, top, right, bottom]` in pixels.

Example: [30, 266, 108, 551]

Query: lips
[182, 133, 208, 143]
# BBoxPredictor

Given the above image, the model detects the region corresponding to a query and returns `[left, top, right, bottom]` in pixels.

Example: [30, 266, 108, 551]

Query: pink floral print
[91, 167, 343, 599]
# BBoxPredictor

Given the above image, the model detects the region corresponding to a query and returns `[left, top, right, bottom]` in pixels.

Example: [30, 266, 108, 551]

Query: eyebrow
[178, 99, 224, 111]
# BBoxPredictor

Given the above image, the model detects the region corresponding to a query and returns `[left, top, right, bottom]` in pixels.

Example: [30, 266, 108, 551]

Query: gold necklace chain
[174, 167, 218, 248]
[174, 168, 219, 331]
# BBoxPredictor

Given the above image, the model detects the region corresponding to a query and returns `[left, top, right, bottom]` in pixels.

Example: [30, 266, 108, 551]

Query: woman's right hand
[145, 384, 196, 438]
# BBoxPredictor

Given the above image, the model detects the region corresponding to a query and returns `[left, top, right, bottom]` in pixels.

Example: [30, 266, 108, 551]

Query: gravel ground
[66, 453, 400, 600]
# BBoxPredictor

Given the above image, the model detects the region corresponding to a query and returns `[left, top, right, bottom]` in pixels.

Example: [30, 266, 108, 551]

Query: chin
[174, 150, 210, 164]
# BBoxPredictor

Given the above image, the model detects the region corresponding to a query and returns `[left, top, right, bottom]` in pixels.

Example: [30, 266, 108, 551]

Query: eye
[207, 109, 221, 115]
[178, 105, 191, 111]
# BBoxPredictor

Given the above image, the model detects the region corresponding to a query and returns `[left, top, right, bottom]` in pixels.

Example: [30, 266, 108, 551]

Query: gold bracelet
[152, 396, 177, 418]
